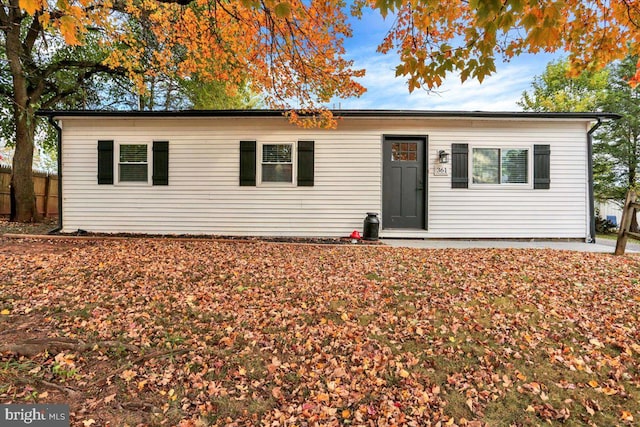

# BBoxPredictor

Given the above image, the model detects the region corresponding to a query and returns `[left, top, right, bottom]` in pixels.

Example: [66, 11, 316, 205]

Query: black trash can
[363, 212, 380, 241]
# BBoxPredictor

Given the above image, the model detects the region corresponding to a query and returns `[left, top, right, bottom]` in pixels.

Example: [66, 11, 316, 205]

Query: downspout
[587, 118, 603, 243]
[47, 116, 63, 234]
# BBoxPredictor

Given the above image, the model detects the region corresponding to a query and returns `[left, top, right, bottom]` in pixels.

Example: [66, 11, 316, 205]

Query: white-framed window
[472, 147, 529, 186]
[260, 143, 294, 184]
[118, 143, 150, 183]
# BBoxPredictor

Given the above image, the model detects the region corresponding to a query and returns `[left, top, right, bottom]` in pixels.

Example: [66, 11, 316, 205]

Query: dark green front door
[382, 136, 427, 229]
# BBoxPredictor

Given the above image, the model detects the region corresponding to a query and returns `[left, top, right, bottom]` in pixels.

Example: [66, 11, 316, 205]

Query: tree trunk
[631, 167, 639, 233]
[629, 150, 638, 233]
[5, 1, 40, 223]
[10, 108, 39, 223]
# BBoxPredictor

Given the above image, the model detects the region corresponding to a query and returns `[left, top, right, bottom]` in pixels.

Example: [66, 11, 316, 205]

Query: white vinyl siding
[59, 116, 591, 239]
[425, 120, 588, 239]
[60, 118, 380, 237]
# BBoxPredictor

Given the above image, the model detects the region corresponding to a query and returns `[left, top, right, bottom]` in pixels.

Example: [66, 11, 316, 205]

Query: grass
[597, 232, 620, 241]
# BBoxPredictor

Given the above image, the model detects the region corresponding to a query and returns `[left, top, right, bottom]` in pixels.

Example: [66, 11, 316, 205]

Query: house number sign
[434, 165, 449, 176]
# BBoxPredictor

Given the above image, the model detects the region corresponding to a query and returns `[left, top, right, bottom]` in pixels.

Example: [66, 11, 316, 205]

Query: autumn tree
[96, 13, 259, 111]
[517, 59, 609, 112]
[1, 0, 365, 223]
[0, 10, 257, 177]
[0, 34, 133, 172]
[0, 8, 124, 221]
[357, 0, 640, 91]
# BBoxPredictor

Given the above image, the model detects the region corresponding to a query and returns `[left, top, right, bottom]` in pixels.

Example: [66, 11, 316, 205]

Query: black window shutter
[153, 141, 169, 185]
[97, 140, 114, 185]
[240, 140, 256, 186]
[534, 144, 550, 189]
[451, 143, 469, 188]
[297, 140, 314, 186]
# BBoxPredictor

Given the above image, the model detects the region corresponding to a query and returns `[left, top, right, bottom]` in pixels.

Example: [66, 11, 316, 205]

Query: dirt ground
[0, 217, 85, 255]
[0, 236, 91, 255]
[0, 217, 381, 246]
[0, 217, 58, 234]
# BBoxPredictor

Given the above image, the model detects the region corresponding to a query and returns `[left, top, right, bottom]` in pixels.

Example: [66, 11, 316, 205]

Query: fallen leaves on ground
[0, 238, 639, 426]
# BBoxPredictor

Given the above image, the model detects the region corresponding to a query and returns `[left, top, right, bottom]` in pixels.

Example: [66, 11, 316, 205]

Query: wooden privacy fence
[0, 165, 59, 217]
[614, 190, 640, 255]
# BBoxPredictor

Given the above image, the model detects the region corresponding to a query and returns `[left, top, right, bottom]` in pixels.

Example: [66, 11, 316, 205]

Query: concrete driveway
[382, 238, 640, 253]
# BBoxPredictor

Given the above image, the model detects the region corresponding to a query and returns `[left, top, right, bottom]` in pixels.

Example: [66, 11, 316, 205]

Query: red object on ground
[350, 230, 362, 240]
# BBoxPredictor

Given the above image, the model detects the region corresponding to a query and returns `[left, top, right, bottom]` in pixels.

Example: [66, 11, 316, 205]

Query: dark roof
[38, 109, 621, 120]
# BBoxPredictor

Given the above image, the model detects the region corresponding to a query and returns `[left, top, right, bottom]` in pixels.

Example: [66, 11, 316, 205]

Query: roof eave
[37, 109, 622, 121]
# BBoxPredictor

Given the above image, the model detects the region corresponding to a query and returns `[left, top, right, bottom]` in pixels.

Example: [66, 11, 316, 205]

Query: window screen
[119, 144, 148, 182]
[472, 147, 528, 185]
[262, 144, 293, 183]
[501, 149, 528, 184]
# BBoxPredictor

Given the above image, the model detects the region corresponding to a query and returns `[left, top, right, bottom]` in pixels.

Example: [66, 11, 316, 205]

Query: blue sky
[335, 8, 561, 111]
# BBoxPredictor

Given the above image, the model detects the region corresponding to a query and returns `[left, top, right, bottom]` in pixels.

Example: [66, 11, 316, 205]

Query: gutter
[586, 118, 603, 243]
[47, 116, 63, 234]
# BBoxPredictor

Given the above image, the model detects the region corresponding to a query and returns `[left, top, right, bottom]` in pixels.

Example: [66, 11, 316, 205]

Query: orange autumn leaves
[20, 0, 102, 45]
[15, 0, 640, 127]
[355, 0, 640, 92]
[145, 0, 365, 100]
[17, 0, 365, 127]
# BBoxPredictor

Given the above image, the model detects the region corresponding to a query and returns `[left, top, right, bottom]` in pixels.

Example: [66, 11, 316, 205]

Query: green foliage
[595, 54, 640, 190]
[51, 362, 77, 381]
[593, 154, 624, 201]
[518, 59, 609, 112]
[0, 23, 116, 169]
[179, 78, 263, 110]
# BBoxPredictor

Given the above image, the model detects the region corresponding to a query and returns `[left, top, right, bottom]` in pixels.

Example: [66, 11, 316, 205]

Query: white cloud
[333, 50, 556, 111]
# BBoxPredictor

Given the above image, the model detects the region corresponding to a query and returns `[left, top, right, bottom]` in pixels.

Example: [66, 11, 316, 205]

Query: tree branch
[22, 11, 42, 55]
[0, 337, 140, 357]
[0, 0, 10, 28]
[39, 65, 127, 108]
[153, 0, 193, 5]
[42, 60, 116, 79]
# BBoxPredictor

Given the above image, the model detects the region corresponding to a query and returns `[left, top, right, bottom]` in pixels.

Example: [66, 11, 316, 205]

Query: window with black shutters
[240, 140, 314, 187]
[98, 141, 169, 186]
[452, 143, 549, 189]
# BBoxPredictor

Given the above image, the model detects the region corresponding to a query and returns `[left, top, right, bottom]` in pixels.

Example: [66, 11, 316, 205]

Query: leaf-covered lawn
[1, 238, 639, 426]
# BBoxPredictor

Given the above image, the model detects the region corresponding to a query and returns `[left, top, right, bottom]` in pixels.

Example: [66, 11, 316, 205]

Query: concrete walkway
[382, 238, 640, 253]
